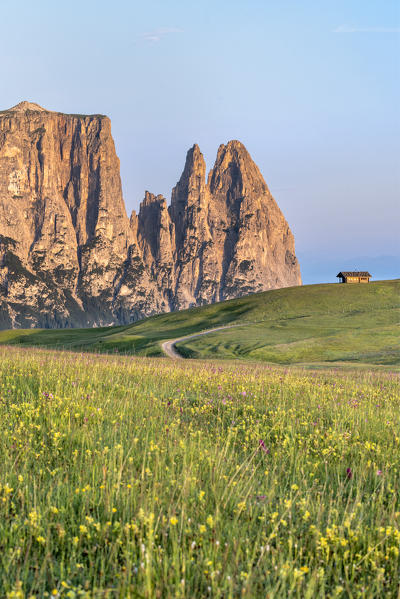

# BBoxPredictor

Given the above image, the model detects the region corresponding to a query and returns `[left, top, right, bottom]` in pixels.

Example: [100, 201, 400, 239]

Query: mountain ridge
[0, 102, 301, 328]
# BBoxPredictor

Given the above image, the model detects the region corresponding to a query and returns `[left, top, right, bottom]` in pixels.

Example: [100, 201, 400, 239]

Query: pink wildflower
[258, 440, 270, 454]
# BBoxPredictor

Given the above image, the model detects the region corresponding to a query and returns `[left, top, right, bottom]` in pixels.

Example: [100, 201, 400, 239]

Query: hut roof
[336, 271, 372, 278]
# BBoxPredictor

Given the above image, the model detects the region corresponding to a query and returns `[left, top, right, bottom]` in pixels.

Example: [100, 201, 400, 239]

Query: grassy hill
[0, 280, 398, 366]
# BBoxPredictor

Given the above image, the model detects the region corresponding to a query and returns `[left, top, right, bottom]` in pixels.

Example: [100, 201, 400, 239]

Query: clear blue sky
[1, 0, 399, 282]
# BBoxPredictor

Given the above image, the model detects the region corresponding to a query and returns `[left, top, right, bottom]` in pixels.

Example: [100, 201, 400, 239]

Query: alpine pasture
[0, 281, 398, 368]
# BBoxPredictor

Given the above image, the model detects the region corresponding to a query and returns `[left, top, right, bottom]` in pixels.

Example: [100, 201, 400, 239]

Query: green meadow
[1, 280, 399, 597]
[0, 280, 399, 367]
[0, 347, 399, 597]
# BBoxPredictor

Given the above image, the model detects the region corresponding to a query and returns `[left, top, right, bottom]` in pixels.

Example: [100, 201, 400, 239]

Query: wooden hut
[336, 271, 371, 283]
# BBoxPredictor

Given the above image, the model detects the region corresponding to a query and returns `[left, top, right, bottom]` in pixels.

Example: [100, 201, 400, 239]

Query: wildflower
[258, 439, 269, 453]
[377, 470, 383, 476]
[293, 568, 305, 579]
[206, 515, 214, 527]
[300, 566, 309, 573]
[346, 468, 353, 479]
[170, 517, 178, 526]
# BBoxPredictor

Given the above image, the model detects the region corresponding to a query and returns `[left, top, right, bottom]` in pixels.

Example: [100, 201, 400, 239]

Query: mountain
[0, 102, 301, 328]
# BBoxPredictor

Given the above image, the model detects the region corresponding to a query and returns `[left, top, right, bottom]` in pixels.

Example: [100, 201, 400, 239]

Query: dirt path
[161, 325, 240, 359]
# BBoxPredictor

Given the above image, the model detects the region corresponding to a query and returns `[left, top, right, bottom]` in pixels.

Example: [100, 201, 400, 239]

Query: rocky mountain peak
[214, 139, 246, 160]
[141, 190, 166, 207]
[176, 144, 206, 186]
[209, 140, 268, 199]
[6, 101, 48, 113]
[169, 143, 209, 252]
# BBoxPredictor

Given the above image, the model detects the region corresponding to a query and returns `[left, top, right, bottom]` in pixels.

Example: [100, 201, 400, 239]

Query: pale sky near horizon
[1, 0, 399, 282]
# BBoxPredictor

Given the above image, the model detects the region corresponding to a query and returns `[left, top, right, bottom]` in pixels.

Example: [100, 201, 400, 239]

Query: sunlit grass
[1, 346, 399, 597]
[0, 280, 398, 366]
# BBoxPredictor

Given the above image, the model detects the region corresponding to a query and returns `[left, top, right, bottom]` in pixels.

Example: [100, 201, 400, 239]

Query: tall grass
[0, 346, 399, 597]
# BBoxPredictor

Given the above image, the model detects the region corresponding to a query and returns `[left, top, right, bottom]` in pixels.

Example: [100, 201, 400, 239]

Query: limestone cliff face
[0, 101, 159, 327]
[137, 192, 175, 306]
[207, 141, 300, 300]
[169, 145, 215, 308]
[0, 102, 301, 329]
